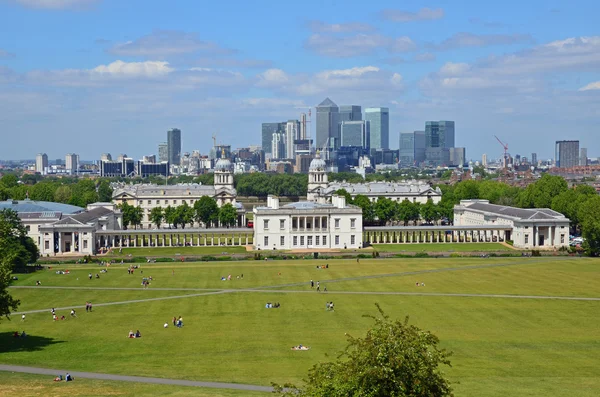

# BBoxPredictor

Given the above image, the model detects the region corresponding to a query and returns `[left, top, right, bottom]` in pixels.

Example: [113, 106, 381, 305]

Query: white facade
[65, 153, 78, 174]
[35, 153, 48, 174]
[454, 199, 570, 249]
[253, 195, 363, 250]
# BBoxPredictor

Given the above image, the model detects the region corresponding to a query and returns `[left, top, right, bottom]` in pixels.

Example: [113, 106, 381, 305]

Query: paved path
[0, 364, 273, 392]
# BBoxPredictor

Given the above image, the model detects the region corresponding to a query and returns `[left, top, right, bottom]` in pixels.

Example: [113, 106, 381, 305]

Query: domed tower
[214, 148, 234, 192]
[307, 151, 328, 202]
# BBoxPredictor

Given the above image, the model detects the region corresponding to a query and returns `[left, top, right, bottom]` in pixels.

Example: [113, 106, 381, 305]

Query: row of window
[264, 218, 356, 230]
[139, 199, 195, 206]
[262, 235, 356, 247]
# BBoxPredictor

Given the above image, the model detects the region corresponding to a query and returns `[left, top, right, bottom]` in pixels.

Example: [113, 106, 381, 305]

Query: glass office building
[364, 107, 389, 150]
[167, 128, 182, 166]
[316, 98, 339, 150]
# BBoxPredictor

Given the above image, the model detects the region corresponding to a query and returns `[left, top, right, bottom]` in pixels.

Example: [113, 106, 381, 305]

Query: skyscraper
[449, 147, 466, 167]
[482, 153, 488, 167]
[167, 128, 182, 166]
[364, 107, 389, 150]
[262, 122, 286, 154]
[65, 153, 78, 174]
[555, 140, 579, 168]
[316, 98, 339, 150]
[158, 143, 168, 163]
[271, 133, 285, 159]
[580, 148, 588, 166]
[531, 153, 538, 166]
[285, 120, 300, 159]
[425, 121, 455, 166]
[399, 131, 425, 167]
[339, 105, 362, 122]
[35, 153, 48, 174]
[340, 120, 369, 148]
[299, 113, 307, 140]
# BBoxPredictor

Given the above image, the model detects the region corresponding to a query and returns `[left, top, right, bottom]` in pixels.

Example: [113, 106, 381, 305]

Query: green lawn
[372, 242, 516, 252]
[1, 257, 599, 396]
[113, 246, 248, 256]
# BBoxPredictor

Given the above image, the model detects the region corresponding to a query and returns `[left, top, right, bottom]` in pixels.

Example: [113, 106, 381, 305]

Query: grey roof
[463, 202, 567, 221]
[113, 183, 234, 198]
[53, 207, 115, 226]
[0, 199, 83, 215]
[283, 201, 337, 210]
[317, 97, 337, 108]
[324, 181, 439, 196]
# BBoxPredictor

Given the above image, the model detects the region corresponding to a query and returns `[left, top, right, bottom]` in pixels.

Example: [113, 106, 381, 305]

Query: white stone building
[112, 155, 245, 229]
[0, 199, 123, 256]
[453, 199, 570, 249]
[253, 195, 363, 250]
[306, 152, 441, 204]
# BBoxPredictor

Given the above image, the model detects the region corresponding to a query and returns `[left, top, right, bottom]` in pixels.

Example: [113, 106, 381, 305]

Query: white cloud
[579, 81, 600, 91]
[382, 8, 444, 22]
[256, 69, 290, 87]
[432, 32, 533, 50]
[307, 20, 374, 33]
[10, 0, 99, 9]
[92, 60, 173, 77]
[439, 62, 471, 76]
[108, 30, 233, 58]
[304, 33, 416, 57]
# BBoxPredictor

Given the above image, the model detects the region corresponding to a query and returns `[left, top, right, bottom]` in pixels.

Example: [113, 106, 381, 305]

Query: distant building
[100, 158, 135, 177]
[261, 122, 286, 154]
[143, 155, 156, 164]
[285, 120, 300, 159]
[65, 153, 78, 174]
[364, 107, 389, 150]
[271, 132, 286, 160]
[158, 143, 168, 163]
[425, 121, 455, 166]
[580, 148, 588, 166]
[35, 153, 48, 174]
[449, 147, 466, 167]
[339, 105, 362, 122]
[481, 153, 487, 167]
[167, 128, 182, 166]
[454, 199, 570, 249]
[100, 153, 112, 162]
[316, 98, 339, 150]
[340, 120, 370, 149]
[253, 195, 363, 250]
[399, 131, 425, 167]
[135, 161, 169, 178]
[555, 140, 579, 168]
[531, 152, 538, 166]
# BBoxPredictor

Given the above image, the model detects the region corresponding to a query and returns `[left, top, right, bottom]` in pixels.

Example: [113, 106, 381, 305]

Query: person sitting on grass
[65, 373, 73, 382]
[128, 330, 134, 338]
[135, 330, 141, 338]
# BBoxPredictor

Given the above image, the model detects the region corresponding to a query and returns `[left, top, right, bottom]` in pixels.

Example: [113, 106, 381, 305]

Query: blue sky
[0, 0, 598, 161]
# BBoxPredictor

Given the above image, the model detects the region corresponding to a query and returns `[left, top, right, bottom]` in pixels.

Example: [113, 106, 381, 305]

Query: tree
[176, 202, 195, 229]
[334, 189, 353, 204]
[353, 195, 375, 224]
[97, 180, 113, 202]
[420, 199, 439, 224]
[578, 195, 600, 256]
[194, 196, 219, 228]
[0, 209, 39, 319]
[516, 174, 568, 209]
[54, 185, 73, 204]
[0, 174, 18, 189]
[149, 207, 164, 229]
[164, 205, 176, 228]
[274, 305, 453, 396]
[396, 199, 415, 226]
[218, 203, 237, 227]
[118, 202, 143, 230]
[374, 197, 396, 225]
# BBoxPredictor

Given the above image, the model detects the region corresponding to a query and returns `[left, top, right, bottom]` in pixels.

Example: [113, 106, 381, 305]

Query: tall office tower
[340, 120, 370, 148]
[449, 147, 466, 167]
[555, 140, 579, 168]
[35, 153, 48, 174]
[424, 121, 455, 166]
[143, 155, 156, 163]
[399, 131, 426, 167]
[300, 113, 307, 140]
[364, 107, 389, 150]
[100, 153, 112, 161]
[339, 105, 362, 122]
[531, 153, 538, 166]
[261, 122, 286, 154]
[65, 153, 79, 174]
[482, 153, 488, 167]
[271, 133, 285, 160]
[285, 120, 300, 159]
[158, 143, 168, 162]
[580, 148, 588, 166]
[167, 128, 182, 166]
[316, 98, 339, 150]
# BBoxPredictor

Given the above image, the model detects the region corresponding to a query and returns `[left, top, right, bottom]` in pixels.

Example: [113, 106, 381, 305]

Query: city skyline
[0, 0, 598, 160]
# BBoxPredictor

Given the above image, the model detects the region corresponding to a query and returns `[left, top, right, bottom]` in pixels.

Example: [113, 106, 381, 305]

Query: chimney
[267, 195, 279, 209]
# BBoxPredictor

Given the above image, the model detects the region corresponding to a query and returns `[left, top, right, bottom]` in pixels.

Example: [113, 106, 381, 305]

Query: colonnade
[363, 227, 511, 244]
[95, 230, 253, 249]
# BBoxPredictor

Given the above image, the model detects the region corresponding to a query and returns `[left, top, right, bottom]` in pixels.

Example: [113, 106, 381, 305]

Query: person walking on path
[310, 280, 314, 288]
[21, 314, 25, 321]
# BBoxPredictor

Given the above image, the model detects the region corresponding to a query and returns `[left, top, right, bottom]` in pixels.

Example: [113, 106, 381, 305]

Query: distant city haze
[0, 0, 597, 161]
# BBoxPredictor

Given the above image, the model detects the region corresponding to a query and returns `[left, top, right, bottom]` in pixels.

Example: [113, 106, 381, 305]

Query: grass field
[372, 242, 515, 252]
[1, 257, 599, 396]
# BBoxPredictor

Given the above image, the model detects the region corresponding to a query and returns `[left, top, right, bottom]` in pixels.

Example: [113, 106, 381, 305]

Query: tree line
[118, 196, 238, 230]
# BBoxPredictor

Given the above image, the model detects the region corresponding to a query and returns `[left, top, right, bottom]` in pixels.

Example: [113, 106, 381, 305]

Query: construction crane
[494, 135, 509, 168]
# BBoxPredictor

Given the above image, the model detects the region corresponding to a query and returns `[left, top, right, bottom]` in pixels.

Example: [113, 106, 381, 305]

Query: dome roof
[0, 199, 83, 215]
[215, 157, 232, 171]
[309, 153, 326, 171]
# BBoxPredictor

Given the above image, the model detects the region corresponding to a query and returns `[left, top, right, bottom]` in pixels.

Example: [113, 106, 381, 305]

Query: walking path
[0, 364, 273, 392]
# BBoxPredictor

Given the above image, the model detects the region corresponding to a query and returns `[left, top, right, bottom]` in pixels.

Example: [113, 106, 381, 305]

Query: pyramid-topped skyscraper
[316, 98, 339, 151]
